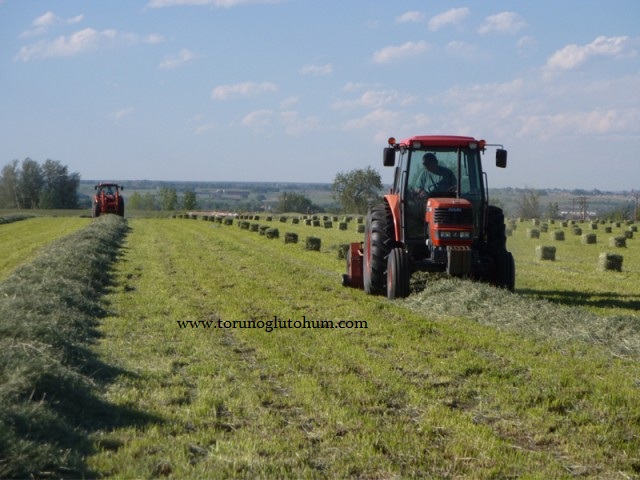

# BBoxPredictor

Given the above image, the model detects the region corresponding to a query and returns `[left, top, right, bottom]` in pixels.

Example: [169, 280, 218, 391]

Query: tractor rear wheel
[363, 203, 393, 295]
[117, 198, 125, 217]
[387, 247, 410, 299]
[92, 202, 100, 218]
[486, 206, 515, 291]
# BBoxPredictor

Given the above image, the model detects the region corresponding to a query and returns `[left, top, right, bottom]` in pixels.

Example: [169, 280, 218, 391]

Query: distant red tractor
[92, 183, 125, 218]
[343, 135, 515, 299]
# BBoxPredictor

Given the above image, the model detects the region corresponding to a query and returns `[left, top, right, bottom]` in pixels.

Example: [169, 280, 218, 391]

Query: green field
[1, 214, 639, 478]
[0, 216, 91, 280]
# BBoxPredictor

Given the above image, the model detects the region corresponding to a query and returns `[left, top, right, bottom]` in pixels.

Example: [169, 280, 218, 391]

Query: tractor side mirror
[496, 149, 507, 168]
[120, 186, 124, 191]
[383, 147, 396, 167]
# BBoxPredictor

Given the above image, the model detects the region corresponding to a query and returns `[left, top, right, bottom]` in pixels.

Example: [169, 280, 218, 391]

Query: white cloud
[158, 48, 198, 69]
[299, 63, 333, 76]
[343, 108, 399, 130]
[241, 109, 273, 127]
[478, 12, 526, 35]
[396, 11, 424, 24]
[445, 41, 483, 61]
[428, 7, 469, 31]
[545, 36, 633, 72]
[279, 111, 321, 135]
[332, 88, 416, 111]
[111, 107, 134, 120]
[279, 96, 299, 109]
[15, 28, 165, 61]
[20, 11, 85, 38]
[194, 123, 216, 134]
[147, 0, 279, 8]
[211, 81, 277, 100]
[372, 40, 429, 64]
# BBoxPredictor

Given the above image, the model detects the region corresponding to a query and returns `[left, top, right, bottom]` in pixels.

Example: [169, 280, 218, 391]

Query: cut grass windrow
[89, 219, 640, 479]
[0, 215, 140, 479]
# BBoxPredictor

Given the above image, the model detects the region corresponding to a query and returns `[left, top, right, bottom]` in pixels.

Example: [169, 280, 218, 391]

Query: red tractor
[343, 135, 515, 299]
[92, 183, 125, 218]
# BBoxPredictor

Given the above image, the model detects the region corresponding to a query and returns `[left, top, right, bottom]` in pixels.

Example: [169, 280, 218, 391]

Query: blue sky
[1, 1, 639, 190]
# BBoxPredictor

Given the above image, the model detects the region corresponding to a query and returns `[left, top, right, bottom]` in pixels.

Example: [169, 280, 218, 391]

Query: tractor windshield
[405, 147, 485, 238]
[407, 148, 483, 199]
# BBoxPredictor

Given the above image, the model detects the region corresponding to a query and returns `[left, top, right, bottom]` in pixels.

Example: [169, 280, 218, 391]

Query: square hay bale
[590, 223, 598, 230]
[305, 219, 312, 226]
[532, 219, 540, 226]
[551, 230, 565, 241]
[572, 227, 582, 235]
[223, 217, 233, 226]
[536, 245, 556, 261]
[581, 233, 597, 244]
[279, 216, 288, 223]
[599, 253, 623, 272]
[284, 232, 298, 244]
[305, 236, 321, 251]
[265, 227, 279, 239]
[259, 225, 269, 235]
[609, 236, 626, 248]
[357, 224, 365, 233]
[292, 217, 299, 224]
[527, 228, 540, 239]
[540, 224, 548, 233]
[337, 244, 350, 259]
[605, 226, 612, 233]
[624, 230, 634, 239]
[338, 222, 348, 230]
[250, 223, 259, 232]
[324, 221, 333, 228]
[630, 225, 638, 232]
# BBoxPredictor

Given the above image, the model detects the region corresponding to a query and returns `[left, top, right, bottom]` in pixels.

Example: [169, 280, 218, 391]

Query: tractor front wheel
[387, 247, 410, 299]
[363, 203, 393, 295]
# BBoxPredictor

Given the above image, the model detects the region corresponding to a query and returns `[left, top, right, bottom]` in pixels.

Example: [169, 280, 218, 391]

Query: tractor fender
[383, 193, 401, 242]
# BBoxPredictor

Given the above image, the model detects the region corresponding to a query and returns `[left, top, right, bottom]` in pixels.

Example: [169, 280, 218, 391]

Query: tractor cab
[384, 136, 506, 262]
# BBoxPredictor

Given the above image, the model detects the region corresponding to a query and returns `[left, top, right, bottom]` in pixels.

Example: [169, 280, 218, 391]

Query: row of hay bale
[522, 229, 633, 246]
[535, 245, 624, 271]
[234, 213, 366, 233]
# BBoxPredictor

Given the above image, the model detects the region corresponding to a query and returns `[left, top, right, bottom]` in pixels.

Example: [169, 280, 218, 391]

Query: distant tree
[159, 186, 178, 211]
[516, 187, 541, 219]
[0, 158, 79, 209]
[0, 160, 20, 208]
[39, 159, 80, 209]
[140, 192, 156, 211]
[182, 189, 198, 211]
[18, 158, 43, 209]
[277, 191, 314, 213]
[332, 167, 383, 214]
[545, 202, 560, 220]
[128, 192, 143, 210]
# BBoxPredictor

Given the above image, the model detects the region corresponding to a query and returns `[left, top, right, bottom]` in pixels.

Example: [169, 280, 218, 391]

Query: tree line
[0, 159, 80, 209]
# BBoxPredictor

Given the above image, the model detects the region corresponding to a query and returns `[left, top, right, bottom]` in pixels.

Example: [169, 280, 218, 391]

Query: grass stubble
[86, 218, 640, 479]
[0, 214, 638, 478]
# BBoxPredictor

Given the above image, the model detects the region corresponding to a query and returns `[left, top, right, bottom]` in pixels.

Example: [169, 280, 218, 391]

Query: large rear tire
[92, 202, 100, 218]
[117, 198, 125, 217]
[363, 203, 393, 295]
[387, 247, 410, 299]
[487, 206, 515, 291]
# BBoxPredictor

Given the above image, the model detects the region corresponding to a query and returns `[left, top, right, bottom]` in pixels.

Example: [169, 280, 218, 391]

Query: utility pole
[577, 196, 588, 221]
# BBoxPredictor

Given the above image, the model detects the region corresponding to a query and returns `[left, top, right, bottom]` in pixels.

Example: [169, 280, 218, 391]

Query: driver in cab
[412, 153, 456, 197]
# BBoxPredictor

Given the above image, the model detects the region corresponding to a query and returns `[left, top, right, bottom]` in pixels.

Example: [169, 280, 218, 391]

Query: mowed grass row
[89, 218, 640, 479]
[0, 215, 91, 281]
[0, 215, 130, 479]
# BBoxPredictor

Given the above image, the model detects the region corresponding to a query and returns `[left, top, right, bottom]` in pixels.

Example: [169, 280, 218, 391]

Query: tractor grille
[433, 207, 473, 225]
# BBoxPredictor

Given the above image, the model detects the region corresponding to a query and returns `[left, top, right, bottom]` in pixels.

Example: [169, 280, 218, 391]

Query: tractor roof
[95, 182, 121, 187]
[397, 135, 482, 149]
